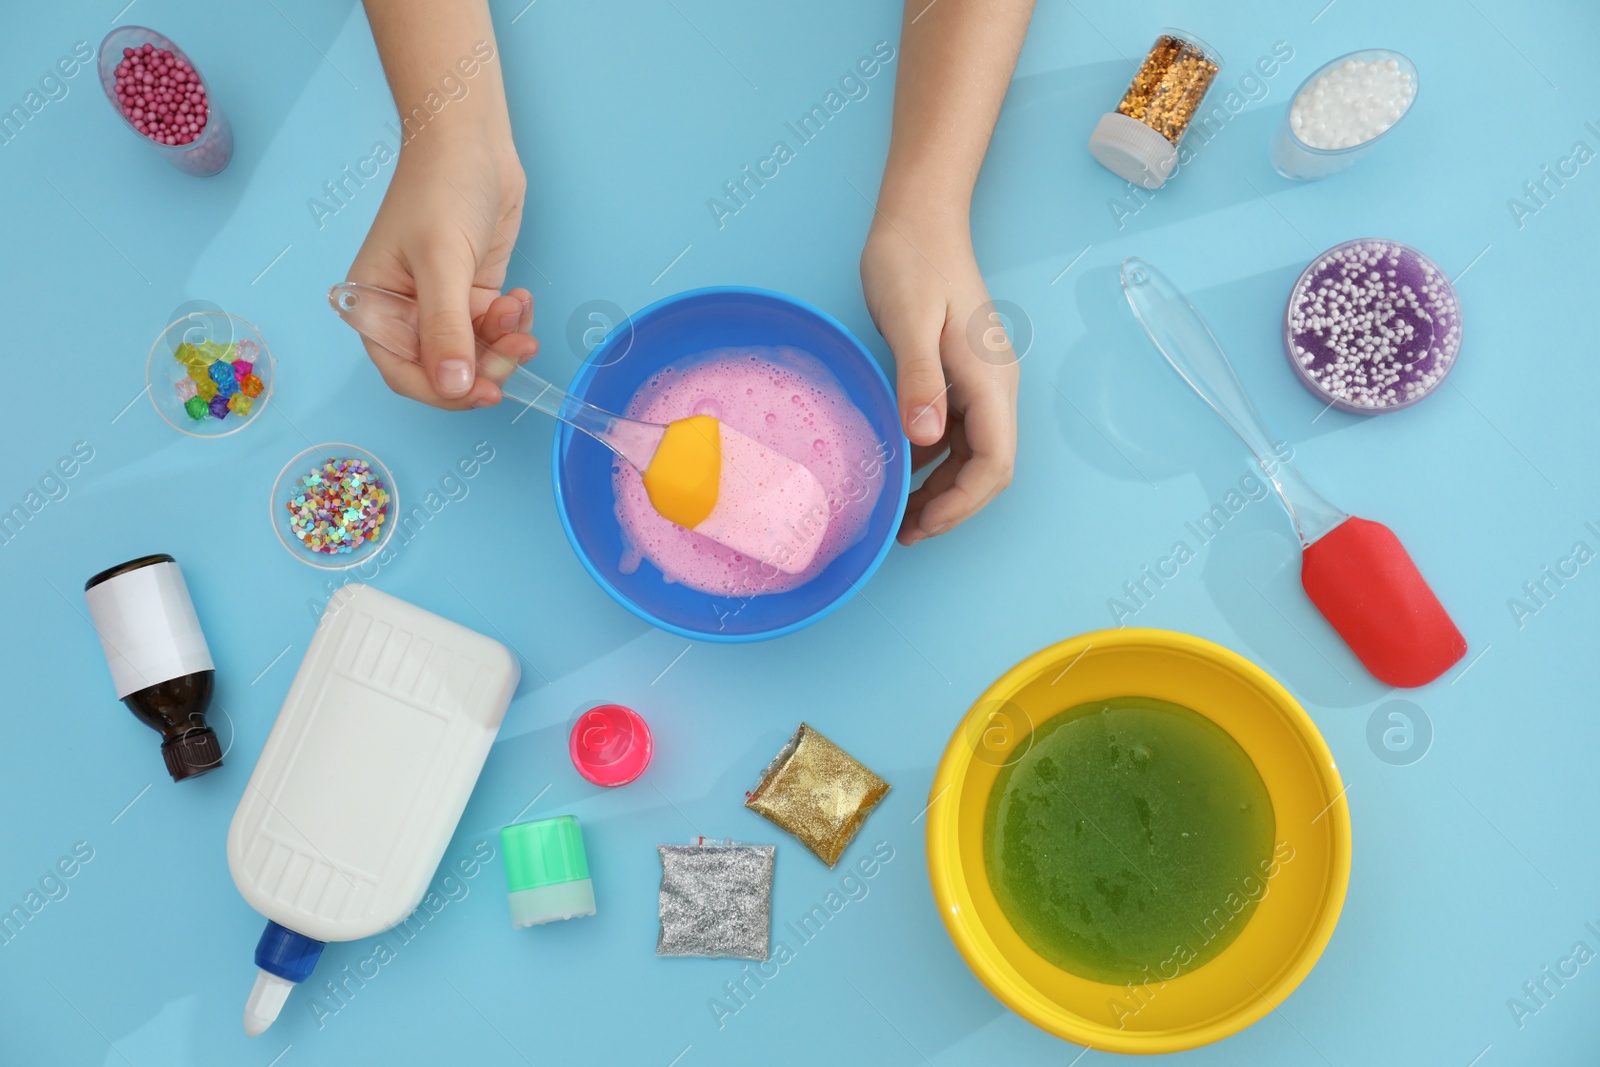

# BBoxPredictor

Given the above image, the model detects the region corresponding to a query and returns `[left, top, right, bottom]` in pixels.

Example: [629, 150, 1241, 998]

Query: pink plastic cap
[569, 704, 653, 787]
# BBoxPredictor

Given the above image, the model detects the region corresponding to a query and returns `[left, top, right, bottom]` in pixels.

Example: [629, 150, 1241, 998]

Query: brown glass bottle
[85, 554, 222, 781]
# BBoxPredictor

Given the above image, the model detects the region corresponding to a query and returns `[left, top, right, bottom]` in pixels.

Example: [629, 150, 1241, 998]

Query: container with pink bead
[98, 26, 232, 176]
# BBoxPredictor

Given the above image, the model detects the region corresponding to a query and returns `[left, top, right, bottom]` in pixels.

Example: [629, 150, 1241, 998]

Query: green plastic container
[500, 815, 596, 928]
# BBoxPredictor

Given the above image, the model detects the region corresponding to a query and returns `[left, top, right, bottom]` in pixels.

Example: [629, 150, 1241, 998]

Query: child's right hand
[347, 129, 536, 409]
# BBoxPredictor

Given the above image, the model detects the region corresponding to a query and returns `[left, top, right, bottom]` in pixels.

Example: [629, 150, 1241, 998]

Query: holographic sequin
[283, 457, 390, 556]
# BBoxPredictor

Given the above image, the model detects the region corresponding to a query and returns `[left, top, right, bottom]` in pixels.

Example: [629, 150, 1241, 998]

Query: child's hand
[348, 133, 536, 409]
[861, 221, 1019, 545]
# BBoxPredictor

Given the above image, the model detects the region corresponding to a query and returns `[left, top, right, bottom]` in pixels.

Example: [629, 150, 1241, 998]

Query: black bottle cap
[85, 553, 176, 591]
[162, 729, 223, 782]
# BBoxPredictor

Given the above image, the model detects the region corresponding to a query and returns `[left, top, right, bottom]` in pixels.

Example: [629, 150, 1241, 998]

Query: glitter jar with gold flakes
[745, 723, 890, 867]
[1088, 29, 1223, 189]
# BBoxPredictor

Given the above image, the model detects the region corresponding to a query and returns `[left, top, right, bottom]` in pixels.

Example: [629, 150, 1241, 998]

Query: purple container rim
[97, 25, 224, 157]
[1282, 236, 1462, 416]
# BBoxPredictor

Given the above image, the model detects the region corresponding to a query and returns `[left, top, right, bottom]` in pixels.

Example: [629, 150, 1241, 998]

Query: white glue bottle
[227, 585, 519, 1035]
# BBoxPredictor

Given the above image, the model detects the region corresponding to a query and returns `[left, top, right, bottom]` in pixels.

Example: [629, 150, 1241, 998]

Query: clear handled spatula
[328, 282, 831, 574]
[1120, 258, 1466, 687]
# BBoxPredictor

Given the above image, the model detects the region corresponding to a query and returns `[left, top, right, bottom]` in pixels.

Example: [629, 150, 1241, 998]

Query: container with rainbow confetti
[270, 444, 397, 571]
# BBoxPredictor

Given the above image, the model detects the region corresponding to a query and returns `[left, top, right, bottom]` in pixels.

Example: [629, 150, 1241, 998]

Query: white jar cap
[508, 878, 597, 928]
[1088, 112, 1179, 190]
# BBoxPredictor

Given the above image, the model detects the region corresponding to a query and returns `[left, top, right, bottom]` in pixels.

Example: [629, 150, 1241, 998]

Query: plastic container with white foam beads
[1271, 49, 1418, 181]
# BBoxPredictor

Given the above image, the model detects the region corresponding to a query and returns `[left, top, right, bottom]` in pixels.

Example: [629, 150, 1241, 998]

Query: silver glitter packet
[656, 839, 775, 960]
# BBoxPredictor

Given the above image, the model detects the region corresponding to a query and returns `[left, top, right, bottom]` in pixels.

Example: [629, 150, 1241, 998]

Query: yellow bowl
[927, 629, 1350, 1055]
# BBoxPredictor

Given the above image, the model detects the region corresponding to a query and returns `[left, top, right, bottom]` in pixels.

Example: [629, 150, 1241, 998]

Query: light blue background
[1, 1, 1596, 1064]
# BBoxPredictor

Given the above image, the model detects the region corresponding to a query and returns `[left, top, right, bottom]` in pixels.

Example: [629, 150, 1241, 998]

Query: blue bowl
[552, 287, 910, 642]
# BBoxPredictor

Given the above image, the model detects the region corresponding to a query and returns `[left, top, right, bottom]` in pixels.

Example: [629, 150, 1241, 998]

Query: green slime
[983, 696, 1275, 984]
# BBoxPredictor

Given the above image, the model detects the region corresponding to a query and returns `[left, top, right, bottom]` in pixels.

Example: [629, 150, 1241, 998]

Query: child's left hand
[861, 220, 1020, 546]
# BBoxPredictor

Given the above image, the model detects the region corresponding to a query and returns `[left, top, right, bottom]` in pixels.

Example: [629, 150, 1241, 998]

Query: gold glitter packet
[745, 723, 889, 867]
[657, 840, 775, 961]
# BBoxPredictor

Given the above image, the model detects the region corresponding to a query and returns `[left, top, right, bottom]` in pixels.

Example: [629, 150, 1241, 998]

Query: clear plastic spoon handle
[1119, 257, 1348, 547]
[327, 282, 661, 470]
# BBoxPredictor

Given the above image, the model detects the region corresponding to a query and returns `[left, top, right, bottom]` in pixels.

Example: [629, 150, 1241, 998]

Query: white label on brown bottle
[85, 561, 214, 698]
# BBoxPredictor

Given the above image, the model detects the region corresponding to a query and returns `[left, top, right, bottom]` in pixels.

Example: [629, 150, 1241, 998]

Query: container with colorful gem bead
[1271, 49, 1418, 181]
[98, 26, 232, 176]
[147, 309, 273, 437]
[1283, 238, 1462, 413]
[270, 444, 399, 571]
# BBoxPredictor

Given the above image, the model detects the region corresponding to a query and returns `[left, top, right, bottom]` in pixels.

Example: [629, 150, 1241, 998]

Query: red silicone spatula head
[1301, 516, 1467, 687]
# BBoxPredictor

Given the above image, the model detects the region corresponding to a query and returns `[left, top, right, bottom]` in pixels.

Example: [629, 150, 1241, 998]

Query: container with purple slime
[1283, 238, 1462, 413]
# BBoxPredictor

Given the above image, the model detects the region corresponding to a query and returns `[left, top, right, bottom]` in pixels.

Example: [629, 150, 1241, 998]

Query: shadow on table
[1051, 263, 1362, 485]
[1052, 263, 1386, 706]
[1201, 522, 1383, 708]
[978, 63, 1296, 278]
[46, 2, 366, 295]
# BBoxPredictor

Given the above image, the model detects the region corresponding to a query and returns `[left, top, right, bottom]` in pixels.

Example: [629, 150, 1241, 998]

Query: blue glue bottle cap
[255, 920, 324, 981]
[245, 921, 324, 1036]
